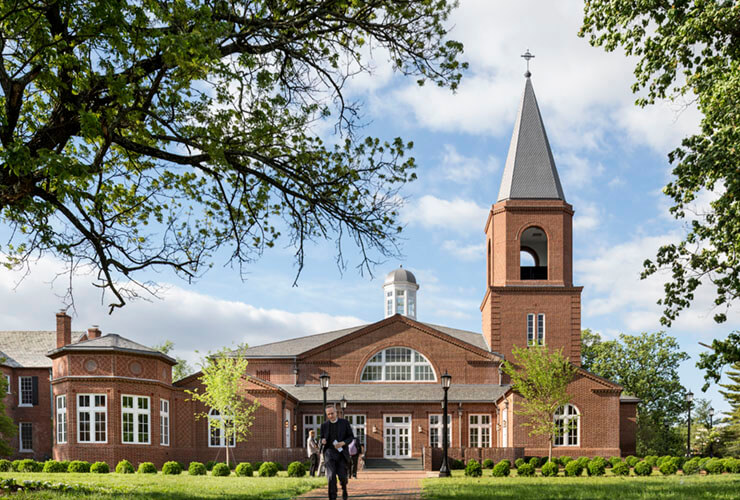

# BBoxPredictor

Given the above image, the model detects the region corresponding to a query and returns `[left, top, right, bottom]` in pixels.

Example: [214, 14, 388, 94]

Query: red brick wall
[620, 402, 637, 456]
[2, 367, 53, 460]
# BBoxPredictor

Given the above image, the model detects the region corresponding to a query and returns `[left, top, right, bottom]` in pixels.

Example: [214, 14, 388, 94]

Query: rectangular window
[346, 414, 366, 447]
[19, 423, 32, 452]
[527, 314, 534, 346]
[469, 414, 491, 448]
[19, 376, 33, 406]
[429, 414, 452, 448]
[385, 364, 411, 381]
[303, 414, 325, 445]
[408, 295, 416, 317]
[78, 394, 107, 443]
[4, 374, 10, 394]
[537, 313, 545, 345]
[121, 395, 150, 444]
[395, 290, 405, 315]
[56, 395, 67, 444]
[160, 399, 170, 446]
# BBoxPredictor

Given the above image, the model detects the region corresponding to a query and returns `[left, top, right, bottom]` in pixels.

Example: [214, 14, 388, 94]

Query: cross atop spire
[521, 49, 535, 78]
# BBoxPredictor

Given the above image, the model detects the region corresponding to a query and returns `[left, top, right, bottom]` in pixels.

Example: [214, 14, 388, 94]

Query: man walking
[307, 429, 320, 477]
[320, 405, 354, 500]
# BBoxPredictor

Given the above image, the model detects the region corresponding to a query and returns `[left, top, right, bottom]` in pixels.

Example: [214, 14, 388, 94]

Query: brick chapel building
[1, 73, 637, 466]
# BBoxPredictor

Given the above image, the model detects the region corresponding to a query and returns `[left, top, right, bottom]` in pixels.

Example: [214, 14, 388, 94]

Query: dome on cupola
[383, 266, 419, 320]
[384, 266, 417, 285]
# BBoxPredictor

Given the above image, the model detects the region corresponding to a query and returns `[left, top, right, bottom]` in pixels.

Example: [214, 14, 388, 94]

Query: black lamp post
[685, 390, 693, 458]
[709, 407, 715, 458]
[439, 371, 452, 478]
[320, 373, 330, 415]
[340, 395, 348, 418]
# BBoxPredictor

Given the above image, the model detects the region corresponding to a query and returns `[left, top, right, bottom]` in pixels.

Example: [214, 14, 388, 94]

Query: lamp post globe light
[320, 373, 330, 415]
[439, 371, 452, 478]
[709, 407, 715, 458]
[340, 395, 348, 418]
[685, 390, 693, 458]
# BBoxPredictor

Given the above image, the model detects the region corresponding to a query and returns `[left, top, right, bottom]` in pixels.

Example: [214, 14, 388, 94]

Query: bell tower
[481, 64, 583, 365]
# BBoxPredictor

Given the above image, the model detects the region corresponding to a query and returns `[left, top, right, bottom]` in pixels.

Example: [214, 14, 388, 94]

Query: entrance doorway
[384, 414, 411, 458]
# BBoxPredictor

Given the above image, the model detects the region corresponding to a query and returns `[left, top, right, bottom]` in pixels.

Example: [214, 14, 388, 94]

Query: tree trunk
[548, 435, 553, 462]
[226, 442, 229, 468]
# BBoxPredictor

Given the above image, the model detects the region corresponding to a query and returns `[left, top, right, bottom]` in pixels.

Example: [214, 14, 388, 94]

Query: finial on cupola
[521, 49, 535, 78]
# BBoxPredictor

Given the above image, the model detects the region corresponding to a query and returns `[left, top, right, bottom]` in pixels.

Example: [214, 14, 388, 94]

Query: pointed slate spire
[497, 76, 566, 202]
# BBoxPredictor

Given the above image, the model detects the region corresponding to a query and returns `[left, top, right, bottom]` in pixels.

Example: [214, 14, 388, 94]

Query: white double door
[384, 414, 411, 458]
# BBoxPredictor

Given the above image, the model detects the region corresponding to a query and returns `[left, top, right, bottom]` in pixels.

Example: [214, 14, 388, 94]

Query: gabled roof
[47, 333, 176, 365]
[0, 331, 85, 368]
[278, 383, 511, 403]
[497, 76, 566, 202]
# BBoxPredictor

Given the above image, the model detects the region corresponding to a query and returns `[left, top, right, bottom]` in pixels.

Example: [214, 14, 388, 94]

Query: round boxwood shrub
[704, 458, 724, 475]
[137, 462, 157, 474]
[162, 461, 182, 475]
[189, 462, 206, 476]
[541, 461, 559, 477]
[17, 459, 41, 472]
[451, 458, 465, 470]
[516, 463, 535, 477]
[608, 456, 621, 468]
[625, 455, 639, 468]
[252, 461, 263, 472]
[634, 460, 652, 476]
[0, 459, 11, 472]
[659, 460, 678, 476]
[258, 461, 279, 477]
[205, 460, 217, 471]
[482, 458, 494, 469]
[42, 460, 66, 473]
[698, 457, 711, 470]
[612, 461, 630, 476]
[115, 460, 134, 474]
[465, 459, 483, 477]
[212, 463, 230, 477]
[564, 460, 584, 477]
[287, 461, 306, 477]
[644, 455, 658, 468]
[492, 460, 510, 477]
[235, 462, 253, 477]
[560, 456, 573, 466]
[576, 456, 590, 469]
[514, 458, 526, 468]
[682, 458, 701, 475]
[11, 460, 22, 471]
[528, 456, 541, 468]
[722, 457, 740, 473]
[587, 459, 606, 477]
[68, 460, 91, 473]
[90, 462, 109, 474]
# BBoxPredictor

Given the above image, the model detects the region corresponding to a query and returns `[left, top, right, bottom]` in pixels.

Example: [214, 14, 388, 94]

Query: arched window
[554, 404, 579, 446]
[361, 347, 436, 382]
[520, 226, 547, 280]
[208, 409, 235, 448]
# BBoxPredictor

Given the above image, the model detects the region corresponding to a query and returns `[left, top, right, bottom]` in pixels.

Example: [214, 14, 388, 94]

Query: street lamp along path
[439, 370, 452, 477]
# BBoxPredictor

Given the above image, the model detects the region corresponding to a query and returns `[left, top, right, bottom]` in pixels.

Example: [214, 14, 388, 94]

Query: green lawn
[0, 472, 324, 499]
[422, 474, 740, 499]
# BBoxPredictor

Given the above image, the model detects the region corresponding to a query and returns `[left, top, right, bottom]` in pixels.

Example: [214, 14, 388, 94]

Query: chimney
[87, 325, 102, 340]
[56, 310, 71, 348]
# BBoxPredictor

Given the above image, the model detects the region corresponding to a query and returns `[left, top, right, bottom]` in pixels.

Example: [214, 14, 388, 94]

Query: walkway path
[293, 470, 429, 500]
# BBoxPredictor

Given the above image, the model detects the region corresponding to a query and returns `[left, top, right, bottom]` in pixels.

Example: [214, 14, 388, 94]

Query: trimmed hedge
[704, 458, 724, 475]
[528, 457, 541, 468]
[258, 462, 279, 477]
[541, 461, 559, 477]
[576, 456, 590, 469]
[235, 462, 253, 477]
[212, 463, 230, 477]
[90, 462, 109, 474]
[188, 462, 206, 476]
[516, 463, 535, 477]
[682, 458, 701, 475]
[587, 458, 606, 477]
[482, 458, 494, 469]
[659, 461, 678, 476]
[43, 460, 67, 473]
[625, 455, 639, 467]
[723, 457, 740, 473]
[612, 461, 630, 476]
[564, 460, 584, 477]
[644, 455, 658, 468]
[492, 460, 510, 477]
[560, 456, 573, 466]
[634, 460, 652, 476]
[0, 460, 11, 472]
[137, 462, 157, 474]
[514, 458, 526, 468]
[252, 461, 263, 472]
[451, 458, 465, 470]
[287, 461, 306, 477]
[68, 461, 91, 473]
[17, 459, 42, 472]
[608, 456, 621, 468]
[465, 459, 483, 477]
[162, 461, 182, 475]
[115, 460, 135, 474]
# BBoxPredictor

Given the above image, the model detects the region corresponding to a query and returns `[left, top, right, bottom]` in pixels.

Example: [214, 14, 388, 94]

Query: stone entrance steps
[364, 458, 423, 470]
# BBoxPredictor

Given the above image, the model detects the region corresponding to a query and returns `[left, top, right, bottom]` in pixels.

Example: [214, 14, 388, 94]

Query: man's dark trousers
[309, 453, 319, 477]
[324, 448, 348, 500]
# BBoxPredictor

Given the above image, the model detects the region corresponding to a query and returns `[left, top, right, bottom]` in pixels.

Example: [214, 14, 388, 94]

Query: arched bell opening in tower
[520, 226, 548, 280]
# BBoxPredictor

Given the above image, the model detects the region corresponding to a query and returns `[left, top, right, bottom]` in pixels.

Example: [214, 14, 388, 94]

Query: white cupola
[383, 266, 419, 320]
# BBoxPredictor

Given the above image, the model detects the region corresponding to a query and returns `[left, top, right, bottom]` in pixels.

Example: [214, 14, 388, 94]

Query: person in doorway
[320, 405, 354, 500]
[349, 437, 363, 479]
[307, 429, 320, 477]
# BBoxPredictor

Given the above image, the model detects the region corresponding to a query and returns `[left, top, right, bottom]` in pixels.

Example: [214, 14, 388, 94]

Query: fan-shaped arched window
[361, 347, 436, 382]
[554, 404, 580, 446]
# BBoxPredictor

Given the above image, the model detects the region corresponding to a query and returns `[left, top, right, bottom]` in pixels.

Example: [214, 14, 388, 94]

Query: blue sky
[1, 1, 736, 416]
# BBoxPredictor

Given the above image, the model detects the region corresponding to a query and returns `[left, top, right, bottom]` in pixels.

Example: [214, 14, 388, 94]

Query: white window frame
[77, 394, 107, 443]
[527, 313, 545, 346]
[56, 395, 67, 444]
[18, 376, 33, 407]
[469, 414, 491, 448]
[121, 395, 150, 445]
[208, 409, 235, 448]
[4, 374, 10, 394]
[429, 414, 452, 448]
[19, 422, 32, 452]
[360, 347, 436, 382]
[303, 414, 325, 446]
[346, 414, 367, 448]
[554, 404, 580, 447]
[160, 399, 170, 446]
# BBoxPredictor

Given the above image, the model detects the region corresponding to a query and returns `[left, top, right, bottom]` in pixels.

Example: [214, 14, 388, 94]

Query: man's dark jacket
[320, 418, 354, 467]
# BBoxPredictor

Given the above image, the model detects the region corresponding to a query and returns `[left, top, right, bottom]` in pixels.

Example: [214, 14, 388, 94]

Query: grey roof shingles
[278, 383, 511, 403]
[497, 76, 566, 202]
[0, 331, 85, 368]
[47, 334, 176, 364]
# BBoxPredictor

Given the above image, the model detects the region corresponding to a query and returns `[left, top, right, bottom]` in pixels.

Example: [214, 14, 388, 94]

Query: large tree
[0, 0, 466, 312]
[580, 1, 740, 376]
[502, 345, 576, 461]
[581, 329, 689, 455]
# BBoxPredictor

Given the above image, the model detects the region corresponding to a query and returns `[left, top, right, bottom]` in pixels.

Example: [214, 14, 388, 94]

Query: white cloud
[439, 144, 499, 184]
[441, 240, 484, 261]
[572, 199, 601, 232]
[556, 153, 605, 189]
[402, 195, 488, 234]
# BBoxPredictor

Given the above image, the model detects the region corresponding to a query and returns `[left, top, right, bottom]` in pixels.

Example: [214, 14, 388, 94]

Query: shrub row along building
[0, 73, 637, 467]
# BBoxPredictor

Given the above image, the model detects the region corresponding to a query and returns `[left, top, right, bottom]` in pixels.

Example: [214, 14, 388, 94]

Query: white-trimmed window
[469, 414, 491, 448]
[208, 409, 235, 447]
[19, 376, 33, 406]
[346, 414, 366, 447]
[386, 291, 393, 317]
[4, 374, 10, 394]
[19, 423, 32, 452]
[56, 395, 67, 444]
[122, 395, 150, 444]
[527, 313, 545, 346]
[361, 347, 436, 382]
[303, 414, 325, 445]
[429, 414, 452, 448]
[160, 399, 170, 446]
[78, 394, 107, 443]
[554, 404, 580, 446]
